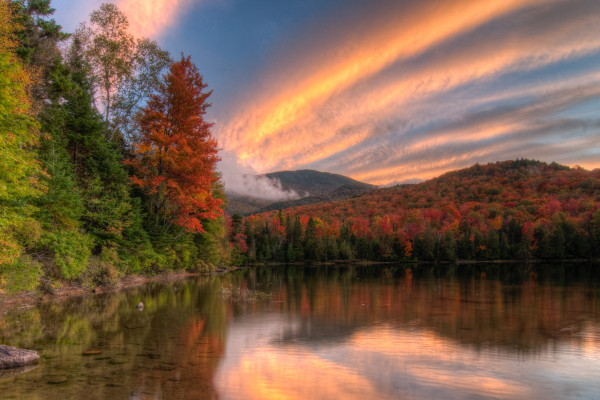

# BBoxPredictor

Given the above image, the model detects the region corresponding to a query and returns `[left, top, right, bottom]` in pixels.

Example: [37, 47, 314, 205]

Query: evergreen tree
[9, 0, 68, 106]
[326, 236, 340, 260]
[440, 230, 457, 261]
[485, 229, 500, 259]
[292, 216, 304, 261]
[303, 217, 318, 260]
[590, 210, 600, 257]
[0, 1, 44, 266]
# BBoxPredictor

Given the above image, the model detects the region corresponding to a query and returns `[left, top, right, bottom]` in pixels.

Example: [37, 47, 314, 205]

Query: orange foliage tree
[128, 55, 222, 233]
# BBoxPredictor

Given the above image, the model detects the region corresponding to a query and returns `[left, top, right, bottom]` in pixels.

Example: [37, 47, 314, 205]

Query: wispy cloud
[117, 0, 196, 38]
[218, 151, 299, 201]
[216, 0, 600, 184]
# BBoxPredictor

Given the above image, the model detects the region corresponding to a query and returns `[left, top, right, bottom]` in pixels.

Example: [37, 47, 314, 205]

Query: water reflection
[0, 277, 229, 399]
[215, 264, 600, 400]
[0, 264, 599, 399]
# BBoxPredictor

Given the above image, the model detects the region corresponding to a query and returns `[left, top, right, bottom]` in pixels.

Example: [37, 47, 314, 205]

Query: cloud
[117, 0, 195, 39]
[336, 79, 600, 179]
[51, 0, 200, 39]
[218, 150, 299, 201]
[216, 0, 600, 184]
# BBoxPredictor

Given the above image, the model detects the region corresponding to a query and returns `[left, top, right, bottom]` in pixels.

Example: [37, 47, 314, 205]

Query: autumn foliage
[237, 160, 600, 262]
[128, 55, 222, 233]
[0, 2, 232, 292]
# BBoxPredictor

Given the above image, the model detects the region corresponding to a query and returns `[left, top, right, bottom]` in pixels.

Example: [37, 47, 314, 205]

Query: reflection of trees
[0, 277, 229, 399]
[126, 277, 228, 399]
[264, 264, 600, 354]
[1, 264, 599, 398]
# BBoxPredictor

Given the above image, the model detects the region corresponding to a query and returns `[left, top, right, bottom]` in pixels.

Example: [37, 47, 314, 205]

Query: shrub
[39, 230, 93, 280]
[0, 257, 42, 293]
[81, 256, 120, 288]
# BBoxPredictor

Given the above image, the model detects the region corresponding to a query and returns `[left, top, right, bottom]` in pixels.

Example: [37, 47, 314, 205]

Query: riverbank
[0, 269, 229, 316]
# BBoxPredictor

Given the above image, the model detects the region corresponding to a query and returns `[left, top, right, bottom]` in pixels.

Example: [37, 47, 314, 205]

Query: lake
[1, 263, 599, 399]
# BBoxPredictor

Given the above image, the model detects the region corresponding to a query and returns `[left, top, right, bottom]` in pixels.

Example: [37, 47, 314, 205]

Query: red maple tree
[128, 55, 222, 233]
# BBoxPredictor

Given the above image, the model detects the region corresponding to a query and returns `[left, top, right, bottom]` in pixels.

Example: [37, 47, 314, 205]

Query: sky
[51, 0, 600, 190]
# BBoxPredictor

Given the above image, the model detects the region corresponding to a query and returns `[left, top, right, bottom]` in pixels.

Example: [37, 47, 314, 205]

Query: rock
[0, 364, 38, 378]
[137, 302, 144, 310]
[0, 345, 40, 369]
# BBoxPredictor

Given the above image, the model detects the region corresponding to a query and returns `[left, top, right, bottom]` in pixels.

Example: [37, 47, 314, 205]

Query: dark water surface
[1, 264, 599, 399]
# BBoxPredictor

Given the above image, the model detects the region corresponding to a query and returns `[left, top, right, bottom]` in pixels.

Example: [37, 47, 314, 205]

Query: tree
[77, 3, 134, 123]
[0, 1, 45, 265]
[112, 38, 170, 142]
[9, 0, 69, 106]
[75, 3, 170, 142]
[128, 55, 222, 233]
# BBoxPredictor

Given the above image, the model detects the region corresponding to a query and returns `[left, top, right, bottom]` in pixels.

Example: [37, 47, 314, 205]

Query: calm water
[1, 264, 599, 399]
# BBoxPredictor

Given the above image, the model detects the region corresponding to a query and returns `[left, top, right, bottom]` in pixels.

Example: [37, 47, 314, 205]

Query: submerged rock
[0, 345, 40, 369]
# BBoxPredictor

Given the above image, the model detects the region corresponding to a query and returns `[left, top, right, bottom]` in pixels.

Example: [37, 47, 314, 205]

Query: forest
[0, 1, 228, 292]
[235, 160, 600, 264]
[2, 1, 599, 295]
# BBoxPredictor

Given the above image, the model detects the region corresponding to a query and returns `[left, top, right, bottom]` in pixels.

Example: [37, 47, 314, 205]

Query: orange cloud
[117, 0, 194, 38]
[228, 0, 533, 150]
[218, 0, 600, 184]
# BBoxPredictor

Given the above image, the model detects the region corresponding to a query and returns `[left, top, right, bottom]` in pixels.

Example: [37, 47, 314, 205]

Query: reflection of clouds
[581, 325, 600, 356]
[218, 0, 600, 184]
[215, 315, 600, 400]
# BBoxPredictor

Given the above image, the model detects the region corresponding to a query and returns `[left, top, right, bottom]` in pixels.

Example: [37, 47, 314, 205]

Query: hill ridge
[234, 159, 600, 263]
[226, 169, 376, 215]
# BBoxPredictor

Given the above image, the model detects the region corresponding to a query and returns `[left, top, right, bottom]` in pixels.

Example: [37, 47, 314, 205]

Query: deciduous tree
[128, 55, 222, 233]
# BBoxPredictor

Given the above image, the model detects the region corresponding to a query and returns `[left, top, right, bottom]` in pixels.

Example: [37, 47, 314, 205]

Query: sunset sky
[52, 0, 600, 187]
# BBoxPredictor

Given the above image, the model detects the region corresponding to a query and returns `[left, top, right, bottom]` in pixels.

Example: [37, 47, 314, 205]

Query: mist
[218, 151, 300, 201]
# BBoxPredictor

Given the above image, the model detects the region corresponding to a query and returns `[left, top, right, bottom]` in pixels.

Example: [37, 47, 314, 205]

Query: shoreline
[2, 259, 596, 315]
[0, 270, 221, 317]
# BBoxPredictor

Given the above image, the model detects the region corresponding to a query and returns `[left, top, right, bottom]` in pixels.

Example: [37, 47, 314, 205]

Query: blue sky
[51, 0, 600, 187]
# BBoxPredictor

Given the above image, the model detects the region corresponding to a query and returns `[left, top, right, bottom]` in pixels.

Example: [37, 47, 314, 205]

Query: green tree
[111, 38, 170, 142]
[292, 216, 304, 261]
[303, 217, 318, 260]
[326, 236, 340, 260]
[591, 210, 600, 257]
[9, 0, 68, 106]
[76, 3, 170, 142]
[77, 3, 135, 124]
[485, 229, 500, 259]
[0, 2, 44, 265]
[440, 230, 457, 261]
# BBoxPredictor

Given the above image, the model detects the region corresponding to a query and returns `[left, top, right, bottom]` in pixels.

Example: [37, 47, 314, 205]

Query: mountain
[226, 170, 376, 215]
[255, 183, 377, 213]
[235, 159, 600, 262]
[263, 170, 375, 197]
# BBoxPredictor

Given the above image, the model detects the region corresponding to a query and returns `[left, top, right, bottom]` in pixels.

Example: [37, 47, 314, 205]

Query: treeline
[0, 1, 228, 292]
[235, 160, 600, 263]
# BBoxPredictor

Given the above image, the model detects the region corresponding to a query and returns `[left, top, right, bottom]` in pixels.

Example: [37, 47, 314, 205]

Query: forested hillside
[233, 160, 600, 263]
[0, 1, 228, 292]
[226, 170, 375, 215]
